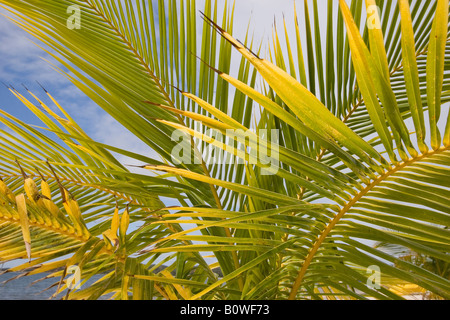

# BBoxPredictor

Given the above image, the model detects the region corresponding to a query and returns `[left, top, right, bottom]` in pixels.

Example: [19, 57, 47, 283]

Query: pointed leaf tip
[35, 81, 48, 93]
[199, 11, 225, 34]
[15, 159, 28, 179]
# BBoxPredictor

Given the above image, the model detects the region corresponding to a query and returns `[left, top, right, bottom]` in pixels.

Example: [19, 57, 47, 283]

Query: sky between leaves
[0, 0, 316, 166]
[0, 0, 330, 270]
[0, 0, 448, 273]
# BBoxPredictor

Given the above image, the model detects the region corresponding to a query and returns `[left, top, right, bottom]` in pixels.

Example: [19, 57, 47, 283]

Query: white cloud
[0, 9, 68, 86]
[0, 7, 153, 168]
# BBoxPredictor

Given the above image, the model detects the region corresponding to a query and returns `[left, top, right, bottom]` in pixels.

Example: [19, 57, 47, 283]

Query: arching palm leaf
[0, 0, 449, 300]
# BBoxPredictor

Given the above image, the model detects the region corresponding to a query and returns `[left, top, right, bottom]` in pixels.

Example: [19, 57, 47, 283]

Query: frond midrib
[289, 144, 450, 299]
[83, 1, 228, 214]
[2, 173, 164, 219]
[83, 0, 175, 108]
[0, 212, 117, 260]
[0, 213, 86, 245]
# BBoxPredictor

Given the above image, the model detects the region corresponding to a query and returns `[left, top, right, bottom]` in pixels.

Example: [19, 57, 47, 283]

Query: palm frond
[0, 0, 449, 300]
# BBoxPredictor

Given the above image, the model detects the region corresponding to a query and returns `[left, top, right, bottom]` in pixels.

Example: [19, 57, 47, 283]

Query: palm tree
[0, 0, 449, 300]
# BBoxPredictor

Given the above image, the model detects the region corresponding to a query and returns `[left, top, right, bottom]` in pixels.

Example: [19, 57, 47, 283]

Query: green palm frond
[0, 0, 449, 300]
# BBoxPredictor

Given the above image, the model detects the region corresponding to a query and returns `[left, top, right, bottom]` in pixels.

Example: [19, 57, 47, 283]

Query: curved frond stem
[2, 172, 136, 206]
[0, 213, 111, 255]
[289, 144, 450, 299]
[83, 0, 174, 109]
